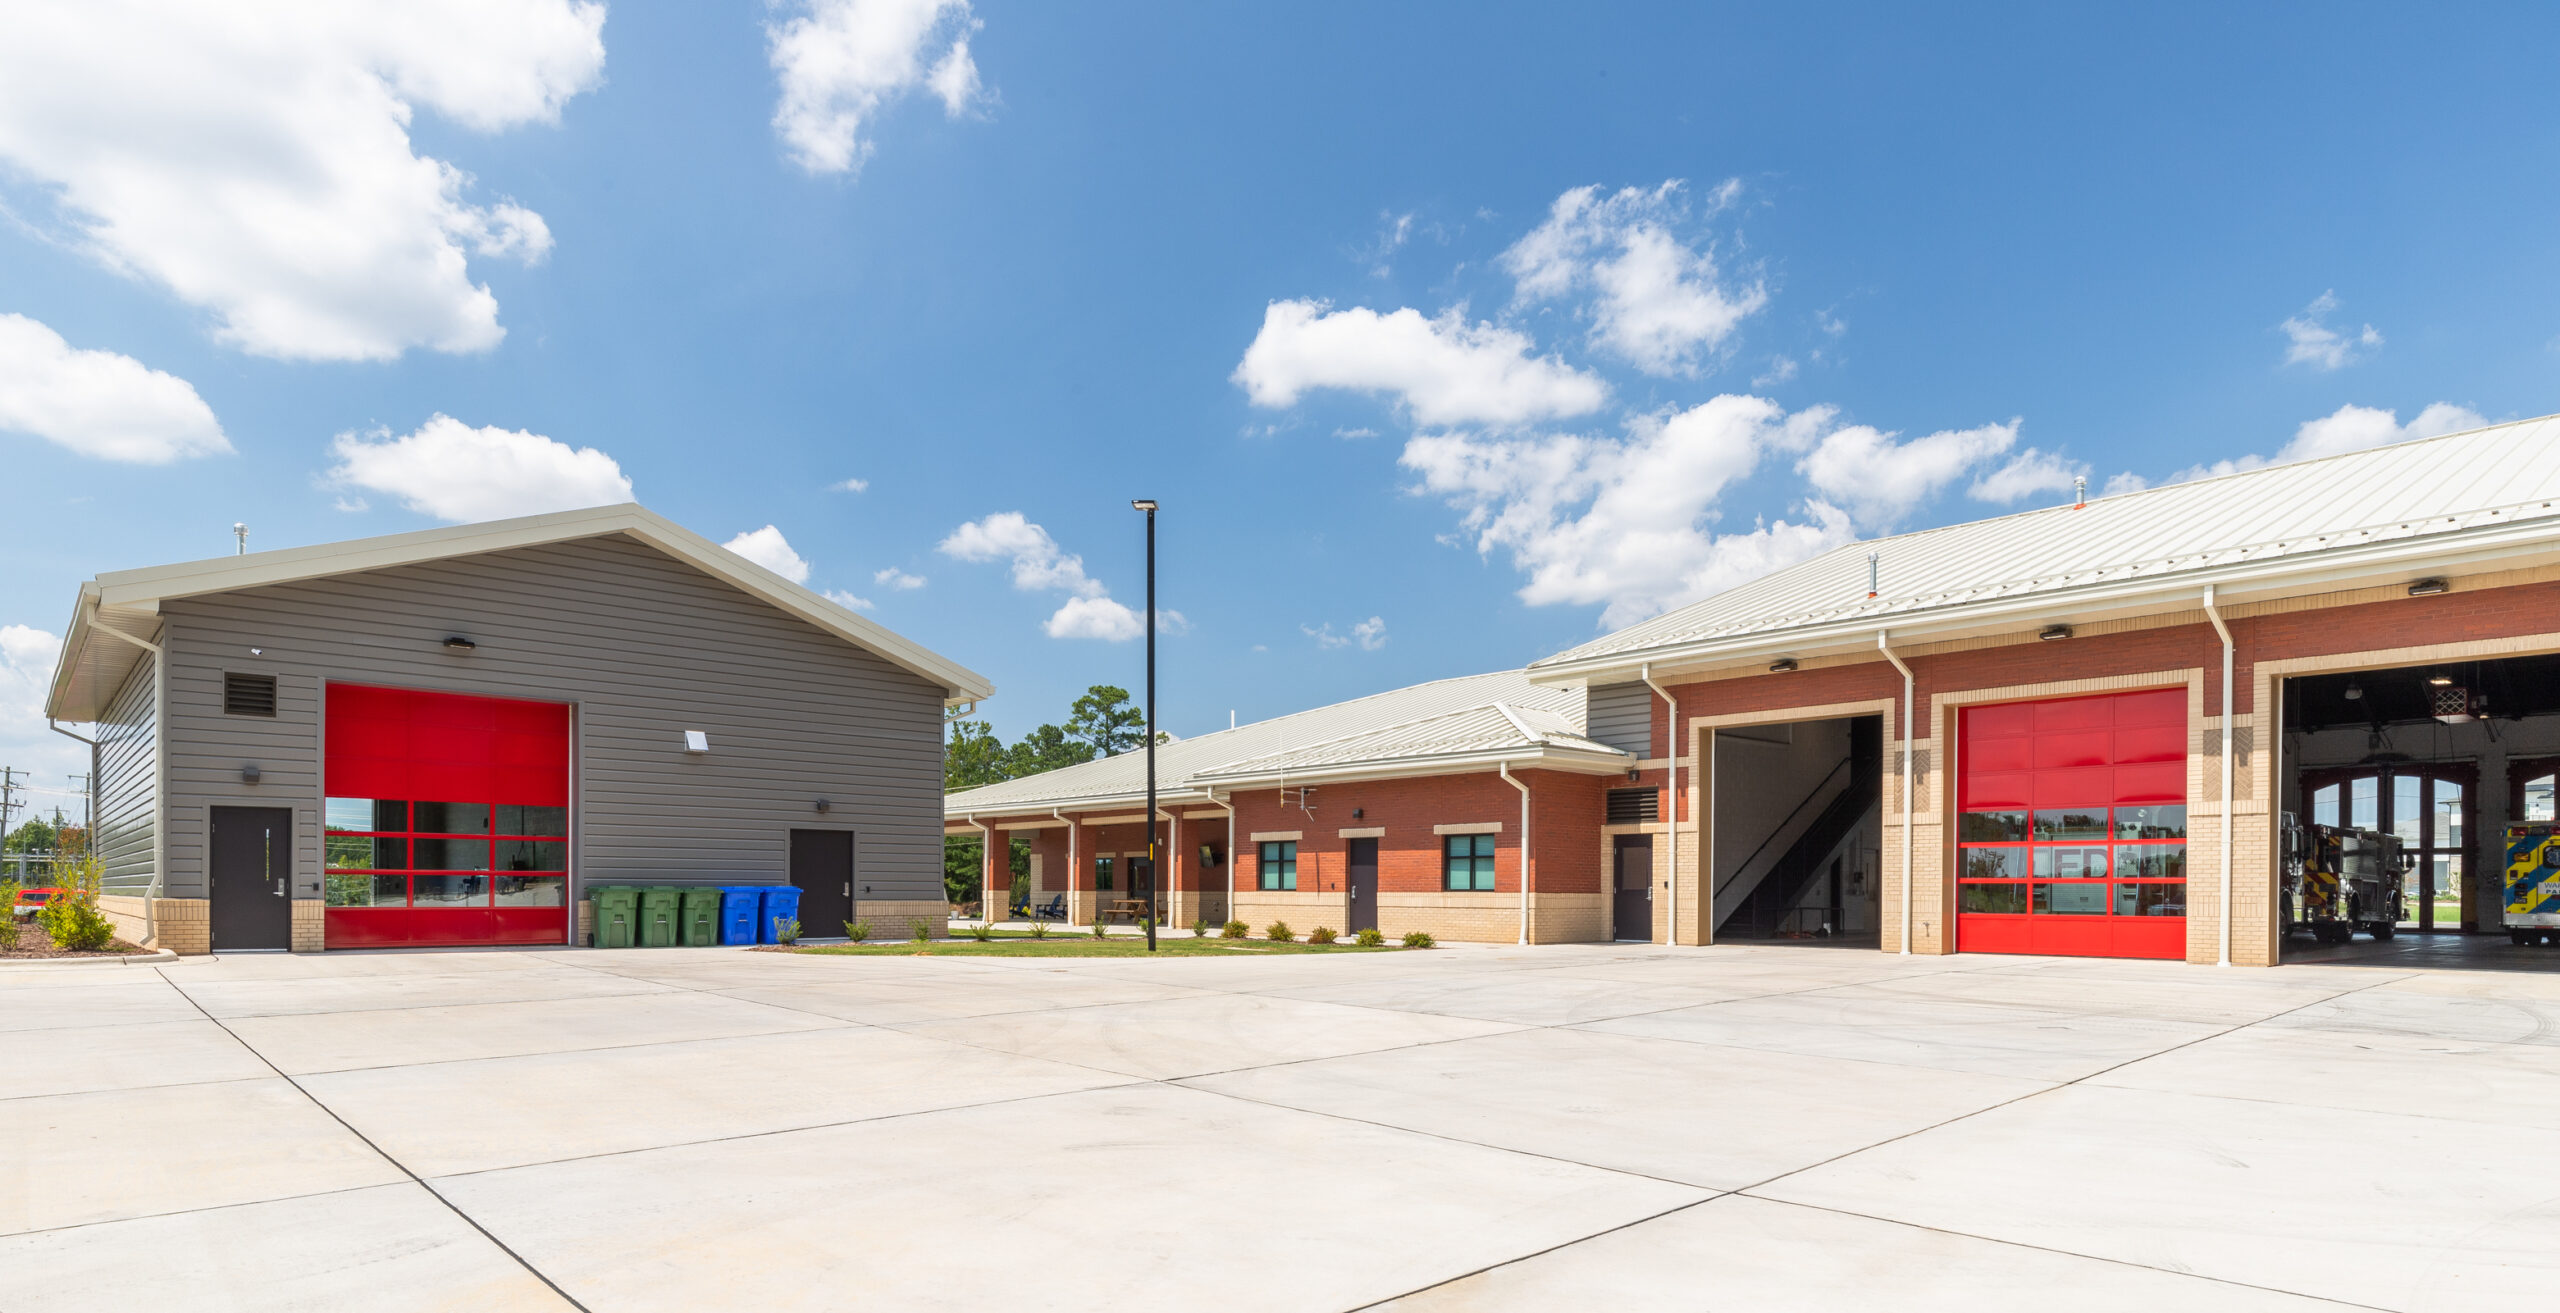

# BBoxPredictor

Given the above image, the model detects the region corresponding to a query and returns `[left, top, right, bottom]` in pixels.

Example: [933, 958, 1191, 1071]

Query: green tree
[1066, 685, 1147, 757]
[945, 719, 1010, 793]
[1004, 723, 1095, 778]
[4, 815, 60, 854]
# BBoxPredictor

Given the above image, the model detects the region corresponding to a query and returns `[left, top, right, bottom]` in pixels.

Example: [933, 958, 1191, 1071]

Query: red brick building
[954, 417, 2560, 964]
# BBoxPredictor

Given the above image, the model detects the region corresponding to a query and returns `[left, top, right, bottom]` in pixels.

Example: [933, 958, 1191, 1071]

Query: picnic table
[1101, 898, 1150, 924]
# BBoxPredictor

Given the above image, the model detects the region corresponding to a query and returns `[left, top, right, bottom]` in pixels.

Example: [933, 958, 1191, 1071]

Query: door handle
[273, 879, 287, 897]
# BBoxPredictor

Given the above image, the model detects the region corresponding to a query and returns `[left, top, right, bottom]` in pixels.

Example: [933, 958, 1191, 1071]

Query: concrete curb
[0, 948, 180, 969]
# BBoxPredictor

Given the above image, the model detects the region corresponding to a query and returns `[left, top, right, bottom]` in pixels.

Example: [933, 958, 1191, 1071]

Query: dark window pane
[1096, 857, 1114, 891]
[1961, 882, 2028, 914]
[495, 804, 568, 837]
[412, 802, 491, 835]
[412, 874, 485, 906]
[2114, 805, 2187, 840]
[1959, 811, 2029, 843]
[2033, 846, 2110, 879]
[2114, 881, 2187, 917]
[324, 871, 407, 907]
[325, 798, 406, 832]
[494, 875, 565, 907]
[1960, 848, 2026, 880]
[2117, 845, 2186, 879]
[2034, 882, 2109, 915]
[2033, 808, 2109, 840]
[411, 838, 490, 871]
[325, 835, 407, 871]
[495, 840, 567, 872]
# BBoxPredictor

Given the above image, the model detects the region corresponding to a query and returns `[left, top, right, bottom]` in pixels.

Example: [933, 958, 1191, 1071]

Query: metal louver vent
[223, 672, 278, 717]
[1606, 787, 1659, 825]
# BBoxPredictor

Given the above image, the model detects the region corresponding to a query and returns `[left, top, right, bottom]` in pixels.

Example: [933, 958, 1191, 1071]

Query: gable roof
[1531, 412, 2560, 684]
[45, 503, 993, 721]
[944, 668, 1627, 819]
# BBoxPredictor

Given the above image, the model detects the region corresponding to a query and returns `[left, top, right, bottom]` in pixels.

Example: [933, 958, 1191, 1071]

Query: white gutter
[1641, 663, 1678, 946]
[2202, 587, 2235, 969]
[1876, 632, 1915, 956]
[1053, 808, 1075, 924]
[87, 621, 163, 946]
[1499, 762, 1531, 945]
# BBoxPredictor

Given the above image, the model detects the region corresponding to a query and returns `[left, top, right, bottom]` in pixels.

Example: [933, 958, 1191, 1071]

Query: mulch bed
[2, 917, 150, 959]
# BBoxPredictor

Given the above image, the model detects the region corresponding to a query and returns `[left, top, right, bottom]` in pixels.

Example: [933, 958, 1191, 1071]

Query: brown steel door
[1614, 835, 1654, 942]
[210, 806, 294, 951]
[789, 830, 854, 939]
[1347, 838, 1378, 933]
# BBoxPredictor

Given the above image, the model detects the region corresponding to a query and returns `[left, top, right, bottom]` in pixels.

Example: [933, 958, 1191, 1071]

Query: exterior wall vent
[223, 672, 278, 717]
[1606, 787, 1660, 825]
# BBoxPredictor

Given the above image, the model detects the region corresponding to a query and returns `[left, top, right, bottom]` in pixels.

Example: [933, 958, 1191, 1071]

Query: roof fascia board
[945, 785, 1214, 820]
[1532, 523, 2560, 686]
[1192, 744, 1632, 789]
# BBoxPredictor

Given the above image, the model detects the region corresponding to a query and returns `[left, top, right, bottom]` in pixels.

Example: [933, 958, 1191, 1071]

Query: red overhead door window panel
[1956, 688, 2189, 960]
[323, 684, 571, 949]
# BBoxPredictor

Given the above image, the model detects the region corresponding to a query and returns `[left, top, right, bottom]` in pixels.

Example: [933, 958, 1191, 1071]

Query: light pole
[1132, 498, 1159, 952]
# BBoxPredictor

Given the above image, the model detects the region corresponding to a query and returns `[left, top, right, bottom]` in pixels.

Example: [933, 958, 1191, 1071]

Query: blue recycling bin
[757, 885, 804, 944]
[717, 886, 764, 946]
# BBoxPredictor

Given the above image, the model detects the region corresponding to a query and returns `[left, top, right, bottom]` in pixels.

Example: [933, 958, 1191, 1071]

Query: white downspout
[2202, 587, 2235, 969]
[1053, 808, 1075, 924]
[1640, 663, 1679, 946]
[90, 622, 165, 946]
[1877, 632, 1915, 956]
[1500, 761, 1531, 945]
[1209, 791, 1236, 929]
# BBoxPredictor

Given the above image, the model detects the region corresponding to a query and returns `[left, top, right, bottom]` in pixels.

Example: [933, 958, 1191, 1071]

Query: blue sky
[4, 3, 2559, 803]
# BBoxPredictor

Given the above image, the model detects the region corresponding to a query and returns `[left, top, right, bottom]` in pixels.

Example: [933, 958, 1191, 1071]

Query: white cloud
[2280, 291, 2382, 371]
[1303, 618, 1384, 650]
[825, 589, 875, 611]
[2164, 402, 2486, 484]
[873, 567, 926, 589]
[0, 2, 604, 362]
[1401, 395, 1853, 628]
[325, 414, 632, 522]
[1969, 447, 2086, 504]
[1751, 356, 1798, 389]
[832, 476, 870, 492]
[939, 511, 1180, 641]
[0, 313, 228, 462]
[1233, 300, 1608, 427]
[2102, 471, 2151, 496]
[1796, 418, 2020, 525]
[768, 0, 986, 176]
[723, 525, 812, 584]
[1500, 180, 1766, 376]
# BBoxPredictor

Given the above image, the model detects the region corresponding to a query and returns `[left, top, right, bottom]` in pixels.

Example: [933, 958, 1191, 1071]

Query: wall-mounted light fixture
[1351, 807, 1364, 820]
[2426, 670, 2454, 687]
[443, 636, 476, 652]
[2407, 578, 2450, 596]
[248, 647, 263, 656]
[240, 764, 261, 785]
[814, 798, 832, 813]
[2038, 625, 2073, 642]
[1626, 766, 1641, 781]
[683, 730, 711, 753]
[1768, 657, 1799, 673]
[2343, 681, 2363, 701]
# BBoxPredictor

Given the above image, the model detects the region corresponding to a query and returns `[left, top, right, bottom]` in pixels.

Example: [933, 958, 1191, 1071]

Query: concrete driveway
[2, 941, 2553, 1311]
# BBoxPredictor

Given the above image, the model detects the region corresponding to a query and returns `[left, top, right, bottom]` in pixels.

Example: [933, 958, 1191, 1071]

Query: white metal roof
[45, 503, 994, 721]
[1191, 700, 1628, 786]
[944, 669, 1612, 817]
[1531, 413, 2560, 683]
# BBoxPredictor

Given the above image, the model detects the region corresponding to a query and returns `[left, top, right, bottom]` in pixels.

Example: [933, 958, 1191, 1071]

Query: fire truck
[2507, 823, 2560, 946]
[2283, 818, 2409, 943]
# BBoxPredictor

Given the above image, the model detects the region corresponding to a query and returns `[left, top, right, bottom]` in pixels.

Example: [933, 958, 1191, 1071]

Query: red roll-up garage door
[323, 683, 571, 949]
[1955, 688, 2190, 960]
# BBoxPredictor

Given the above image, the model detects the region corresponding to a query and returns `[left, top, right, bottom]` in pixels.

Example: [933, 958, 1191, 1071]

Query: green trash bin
[591, 886, 639, 949]
[637, 887, 682, 948]
[679, 887, 722, 947]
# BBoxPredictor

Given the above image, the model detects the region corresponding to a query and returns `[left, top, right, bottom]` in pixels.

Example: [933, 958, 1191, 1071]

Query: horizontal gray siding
[159, 534, 947, 914]
[1586, 681, 1655, 757]
[95, 656, 157, 896]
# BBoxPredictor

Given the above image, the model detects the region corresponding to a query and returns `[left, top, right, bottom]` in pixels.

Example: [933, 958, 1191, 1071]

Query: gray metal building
[41, 504, 990, 953]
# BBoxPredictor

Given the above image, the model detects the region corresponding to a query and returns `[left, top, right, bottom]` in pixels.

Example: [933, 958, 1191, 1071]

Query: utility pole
[67, 774, 88, 834]
[0, 767, 22, 845]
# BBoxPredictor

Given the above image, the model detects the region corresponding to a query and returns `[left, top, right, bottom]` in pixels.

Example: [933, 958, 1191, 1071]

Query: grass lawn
[792, 935, 1411, 957]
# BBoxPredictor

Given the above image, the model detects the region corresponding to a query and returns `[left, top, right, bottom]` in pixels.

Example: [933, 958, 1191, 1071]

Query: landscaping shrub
[1190, 918, 1208, 938]
[1354, 927, 1385, 947]
[1308, 926, 1336, 944]
[1221, 920, 1249, 939]
[1265, 921, 1294, 942]
[1090, 919, 1108, 939]
[773, 918, 801, 946]
[38, 855, 114, 952]
[1027, 919, 1051, 939]
[909, 918, 934, 943]
[1401, 930, 1435, 948]
[967, 920, 996, 942]
[844, 920, 871, 942]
